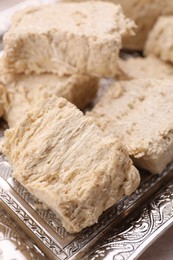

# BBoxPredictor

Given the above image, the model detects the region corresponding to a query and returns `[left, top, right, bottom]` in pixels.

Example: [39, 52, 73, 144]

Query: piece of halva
[145, 16, 173, 64]
[114, 0, 173, 50]
[118, 55, 173, 80]
[3, 1, 135, 77]
[88, 79, 173, 174]
[0, 59, 98, 127]
[62, 0, 173, 50]
[4, 96, 140, 233]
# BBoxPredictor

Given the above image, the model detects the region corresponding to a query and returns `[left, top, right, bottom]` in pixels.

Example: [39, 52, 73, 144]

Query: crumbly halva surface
[0, 58, 98, 127]
[3, 1, 134, 77]
[62, 0, 173, 50]
[88, 79, 173, 174]
[118, 55, 173, 80]
[3, 96, 140, 233]
[145, 16, 173, 63]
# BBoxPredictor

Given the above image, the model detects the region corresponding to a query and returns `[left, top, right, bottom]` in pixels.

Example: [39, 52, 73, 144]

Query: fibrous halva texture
[118, 56, 173, 80]
[3, 1, 135, 77]
[145, 16, 173, 64]
[4, 96, 140, 233]
[0, 58, 98, 127]
[88, 79, 173, 174]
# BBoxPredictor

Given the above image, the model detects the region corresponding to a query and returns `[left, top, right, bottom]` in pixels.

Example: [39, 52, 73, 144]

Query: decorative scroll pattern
[86, 183, 173, 260]
[0, 206, 44, 260]
[0, 186, 68, 260]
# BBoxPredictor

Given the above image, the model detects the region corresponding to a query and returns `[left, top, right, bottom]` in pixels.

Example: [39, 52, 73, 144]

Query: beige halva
[3, 1, 134, 77]
[0, 58, 98, 127]
[4, 97, 140, 233]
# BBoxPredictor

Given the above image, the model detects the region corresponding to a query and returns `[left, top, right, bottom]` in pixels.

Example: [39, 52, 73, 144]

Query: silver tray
[1, 2, 173, 259]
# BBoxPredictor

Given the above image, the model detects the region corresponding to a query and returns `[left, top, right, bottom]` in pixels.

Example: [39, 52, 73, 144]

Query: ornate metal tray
[1, 2, 173, 260]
